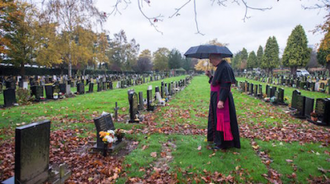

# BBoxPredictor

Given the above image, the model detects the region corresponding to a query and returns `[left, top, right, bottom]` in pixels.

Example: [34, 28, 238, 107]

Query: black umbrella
[184, 44, 233, 59]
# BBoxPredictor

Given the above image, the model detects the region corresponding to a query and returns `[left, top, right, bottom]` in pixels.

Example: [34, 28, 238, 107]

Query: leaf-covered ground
[0, 75, 329, 183]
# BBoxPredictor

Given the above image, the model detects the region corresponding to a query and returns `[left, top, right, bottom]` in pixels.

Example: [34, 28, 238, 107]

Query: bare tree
[107, 0, 272, 35]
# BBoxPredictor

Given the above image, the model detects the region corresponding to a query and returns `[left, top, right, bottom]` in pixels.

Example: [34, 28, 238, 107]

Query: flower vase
[311, 116, 317, 122]
[103, 143, 108, 157]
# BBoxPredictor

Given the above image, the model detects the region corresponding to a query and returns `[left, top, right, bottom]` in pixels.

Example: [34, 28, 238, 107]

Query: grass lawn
[0, 75, 329, 183]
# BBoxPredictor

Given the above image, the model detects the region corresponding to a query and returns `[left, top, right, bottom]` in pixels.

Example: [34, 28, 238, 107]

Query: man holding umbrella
[185, 45, 240, 150]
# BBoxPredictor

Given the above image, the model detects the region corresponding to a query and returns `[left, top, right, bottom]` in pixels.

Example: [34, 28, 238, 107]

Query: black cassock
[207, 60, 241, 149]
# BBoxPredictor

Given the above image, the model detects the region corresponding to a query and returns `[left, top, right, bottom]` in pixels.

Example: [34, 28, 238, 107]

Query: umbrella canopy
[184, 45, 233, 59]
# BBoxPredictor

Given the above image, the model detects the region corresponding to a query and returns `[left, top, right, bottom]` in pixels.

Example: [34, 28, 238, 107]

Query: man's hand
[205, 70, 212, 78]
[217, 101, 224, 109]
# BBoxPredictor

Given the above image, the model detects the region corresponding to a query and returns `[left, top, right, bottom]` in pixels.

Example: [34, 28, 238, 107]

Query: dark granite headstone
[254, 84, 258, 97]
[249, 83, 254, 95]
[277, 88, 285, 104]
[93, 113, 115, 149]
[3, 89, 16, 107]
[138, 92, 144, 111]
[97, 82, 102, 92]
[45, 85, 54, 99]
[315, 98, 330, 125]
[304, 97, 314, 119]
[290, 90, 301, 110]
[128, 90, 139, 123]
[10, 120, 50, 184]
[147, 88, 154, 111]
[88, 83, 94, 93]
[258, 84, 263, 98]
[59, 84, 66, 94]
[294, 95, 306, 118]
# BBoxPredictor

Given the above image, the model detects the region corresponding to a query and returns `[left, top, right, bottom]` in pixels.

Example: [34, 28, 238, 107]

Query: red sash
[211, 85, 233, 141]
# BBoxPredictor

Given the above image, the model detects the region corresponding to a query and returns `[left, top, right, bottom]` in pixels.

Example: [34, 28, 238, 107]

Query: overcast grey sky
[96, 0, 327, 56]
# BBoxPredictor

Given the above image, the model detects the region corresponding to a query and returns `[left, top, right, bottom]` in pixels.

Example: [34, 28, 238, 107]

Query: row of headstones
[237, 81, 330, 126]
[2, 79, 114, 108]
[0, 76, 192, 184]
[290, 90, 330, 125]
[127, 77, 191, 123]
[1, 73, 168, 88]
[244, 74, 330, 94]
[237, 81, 287, 105]
[2, 73, 173, 108]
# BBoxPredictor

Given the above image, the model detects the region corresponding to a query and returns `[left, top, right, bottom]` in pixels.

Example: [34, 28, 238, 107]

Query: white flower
[108, 130, 115, 135]
[105, 135, 114, 143]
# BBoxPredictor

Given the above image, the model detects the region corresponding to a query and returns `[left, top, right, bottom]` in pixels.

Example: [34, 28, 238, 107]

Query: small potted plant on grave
[99, 130, 116, 156]
[53, 92, 58, 100]
[310, 111, 318, 122]
[115, 129, 125, 142]
[284, 96, 289, 103]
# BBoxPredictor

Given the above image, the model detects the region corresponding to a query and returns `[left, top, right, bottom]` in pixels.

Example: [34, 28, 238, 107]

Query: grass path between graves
[0, 75, 329, 183]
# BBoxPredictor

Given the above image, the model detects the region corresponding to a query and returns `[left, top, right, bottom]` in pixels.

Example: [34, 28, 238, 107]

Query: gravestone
[147, 86, 155, 111]
[97, 82, 102, 92]
[292, 95, 306, 119]
[277, 88, 286, 105]
[1, 120, 70, 184]
[304, 97, 314, 119]
[31, 85, 44, 101]
[138, 92, 144, 111]
[320, 82, 325, 92]
[266, 85, 270, 97]
[76, 83, 85, 94]
[310, 82, 315, 91]
[290, 90, 301, 110]
[59, 84, 66, 94]
[267, 86, 271, 98]
[3, 89, 16, 107]
[88, 83, 94, 93]
[128, 90, 139, 123]
[254, 84, 258, 97]
[258, 84, 263, 98]
[249, 83, 254, 95]
[161, 82, 164, 98]
[45, 85, 54, 99]
[93, 113, 115, 150]
[270, 86, 277, 98]
[313, 98, 330, 125]
[168, 83, 172, 96]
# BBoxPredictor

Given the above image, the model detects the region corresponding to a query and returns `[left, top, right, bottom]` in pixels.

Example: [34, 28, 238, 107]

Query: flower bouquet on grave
[99, 130, 117, 156]
[115, 129, 125, 142]
[310, 111, 318, 122]
[270, 96, 277, 104]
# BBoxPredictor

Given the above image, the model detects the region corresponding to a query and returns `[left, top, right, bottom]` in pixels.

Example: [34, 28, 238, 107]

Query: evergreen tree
[256, 45, 263, 67]
[282, 25, 311, 74]
[247, 51, 257, 69]
[168, 49, 183, 69]
[231, 52, 241, 71]
[262, 36, 279, 74]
